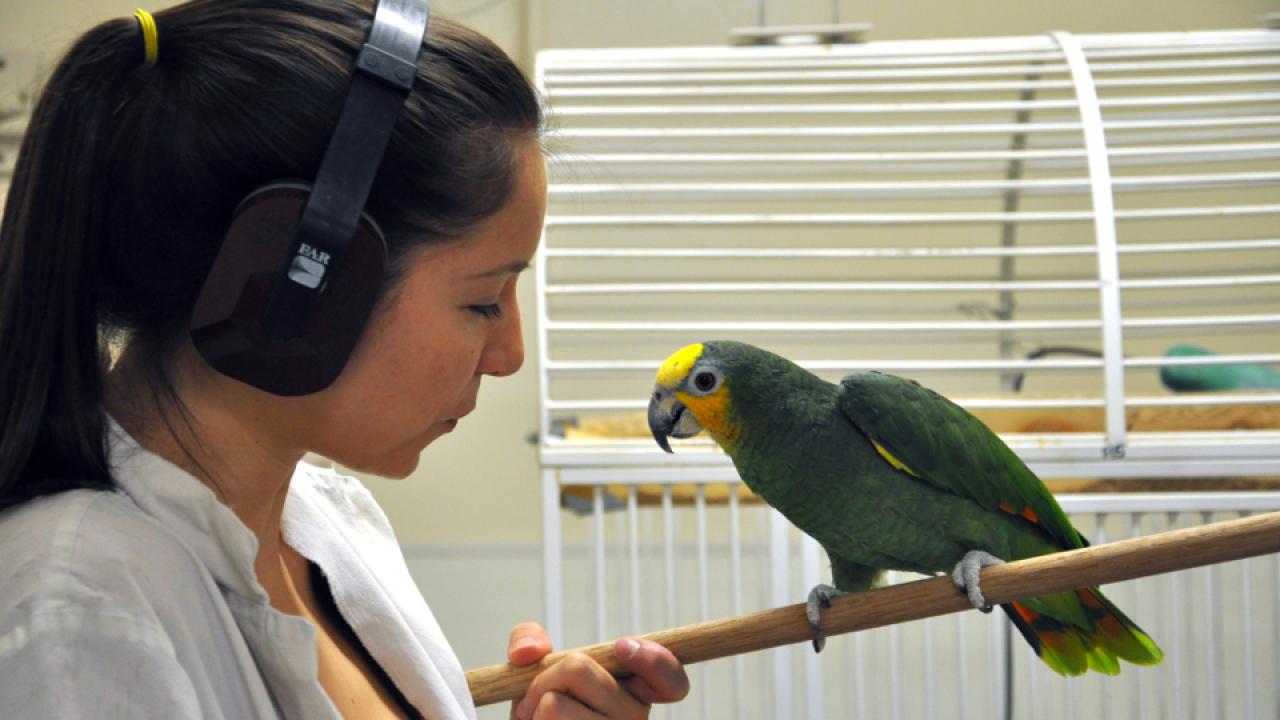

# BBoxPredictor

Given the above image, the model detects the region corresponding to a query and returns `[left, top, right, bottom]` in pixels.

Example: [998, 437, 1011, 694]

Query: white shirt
[0, 420, 477, 719]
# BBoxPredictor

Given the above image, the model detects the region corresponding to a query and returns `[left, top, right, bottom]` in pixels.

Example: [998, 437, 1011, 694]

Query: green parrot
[646, 340, 1163, 676]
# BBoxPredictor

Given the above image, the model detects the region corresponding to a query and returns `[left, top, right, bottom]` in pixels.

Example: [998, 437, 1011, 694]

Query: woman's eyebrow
[468, 260, 532, 279]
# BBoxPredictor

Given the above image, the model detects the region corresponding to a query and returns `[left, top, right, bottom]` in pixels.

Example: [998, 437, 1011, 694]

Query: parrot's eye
[693, 370, 719, 393]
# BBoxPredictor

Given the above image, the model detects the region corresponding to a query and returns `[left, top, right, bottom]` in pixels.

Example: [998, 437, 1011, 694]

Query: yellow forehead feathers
[655, 342, 705, 389]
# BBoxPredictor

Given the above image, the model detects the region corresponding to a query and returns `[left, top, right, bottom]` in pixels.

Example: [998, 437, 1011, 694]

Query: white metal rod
[924, 615, 937, 720]
[549, 99, 1078, 116]
[853, 632, 867, 720]
[548, 115, 1278, 139]
[545, 312, 1280, 333]
[1064, 631, 1076, 719]
[549, 93, 1280, 120]
[544, 353, 1280, 374]
[544, 390, 1280, 413]
[549, 172, 1280, 199]
[547, 79, 1080, 97]
[626, 486, 640, 633]
[727, 485, 745, 720]
[992, 605, 1007, 720]
[614, 512, 627, 641]
[1274, 554, 1280, 720]
[800, 534, 824, 720]
[769, 510, 792, 720]
[1124, 353, 1280, 367]
[542, 51, 1064, 74]
[542, 36, 1280, 69]
[957, 607, 970, 720]
[534, 233, 553, 461]
[1026, 627, 1038, 720]
[545, 203, 1280, 226]
[1168, 512, 1186, 720]
[541, 469, 564, 649]
[693, 485, 710, 720]
[545, 72, 1280, 99]
[544, 237, 1280, 259]
[544, 56, 1280, 86]
[545, 273, 1280, 295]
[1128, 513, 1144, 720]
[545, 64, 1076, 85]
[1094, 513, 1111, 720]
[662, 484, 676, 637]
[547, 279, 1102, 294]
[1121, 237, 1280, 254]
[1241, 553, 1255, 720]
[1202, 512, 1220, 719]
[549, 122, 1087, 137]
[545, 450, 1280, 480]
[695, 486, 709, 630]
[890, 621, 903, 720]
[592, 486, 606, 643]
[550, 142, 1280, 166]
[540, 35, 1278, 70]
[545, 359, 1101, 373]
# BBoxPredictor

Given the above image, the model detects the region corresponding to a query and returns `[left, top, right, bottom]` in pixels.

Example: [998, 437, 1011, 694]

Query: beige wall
[1, 0, 1274, 550]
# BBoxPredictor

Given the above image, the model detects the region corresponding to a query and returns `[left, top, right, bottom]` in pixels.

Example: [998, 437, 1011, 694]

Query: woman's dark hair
[0, 0, 543, 510]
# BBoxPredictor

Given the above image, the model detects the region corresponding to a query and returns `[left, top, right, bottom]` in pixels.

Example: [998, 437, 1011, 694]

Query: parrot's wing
[837, 372, 1083, 551]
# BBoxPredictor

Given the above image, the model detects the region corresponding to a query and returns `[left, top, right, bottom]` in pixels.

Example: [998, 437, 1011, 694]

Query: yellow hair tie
[134, 9, 158, 68]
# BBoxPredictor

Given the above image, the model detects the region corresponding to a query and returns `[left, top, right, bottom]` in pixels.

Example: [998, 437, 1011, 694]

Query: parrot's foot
[951, 550, 1006, 613]
[806, 584, 849, 653]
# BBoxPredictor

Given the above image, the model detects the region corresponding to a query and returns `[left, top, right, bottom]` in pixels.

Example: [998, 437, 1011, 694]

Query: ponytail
[0, 18, 141, 508]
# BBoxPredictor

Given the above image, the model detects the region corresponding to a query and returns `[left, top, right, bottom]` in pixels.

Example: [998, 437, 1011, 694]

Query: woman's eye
[470, 303, 503, 319]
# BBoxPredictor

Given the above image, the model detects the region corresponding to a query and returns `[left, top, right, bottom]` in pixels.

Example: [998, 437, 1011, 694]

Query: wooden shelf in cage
[557, 396, 1280, 508]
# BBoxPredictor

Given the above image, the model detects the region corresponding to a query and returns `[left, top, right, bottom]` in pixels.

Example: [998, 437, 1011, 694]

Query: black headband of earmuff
[261, 0, 430, 340]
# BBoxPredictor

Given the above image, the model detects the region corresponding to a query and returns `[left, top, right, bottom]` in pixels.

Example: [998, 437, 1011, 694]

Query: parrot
[646, 340, 1163, 676]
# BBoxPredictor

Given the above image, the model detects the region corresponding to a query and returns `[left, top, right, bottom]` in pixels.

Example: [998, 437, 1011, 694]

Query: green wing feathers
[1005, 589, 1163, 676]
[838, 372, 1080, 551]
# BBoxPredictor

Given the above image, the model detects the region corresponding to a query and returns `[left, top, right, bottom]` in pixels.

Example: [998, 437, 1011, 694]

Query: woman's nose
[480, 302, 524, 377]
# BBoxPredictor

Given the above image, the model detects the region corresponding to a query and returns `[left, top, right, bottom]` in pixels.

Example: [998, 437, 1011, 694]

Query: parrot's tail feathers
[1002, 590, 1163, 677]
[1002, 602, 1091, 677]
[1077, 588, 1164, 667]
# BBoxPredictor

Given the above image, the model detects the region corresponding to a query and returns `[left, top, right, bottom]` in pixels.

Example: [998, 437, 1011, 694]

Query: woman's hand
[507, 622, 689, 719]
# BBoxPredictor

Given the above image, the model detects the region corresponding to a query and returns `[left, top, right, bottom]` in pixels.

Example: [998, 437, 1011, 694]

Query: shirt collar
[106, 415, 268, 602]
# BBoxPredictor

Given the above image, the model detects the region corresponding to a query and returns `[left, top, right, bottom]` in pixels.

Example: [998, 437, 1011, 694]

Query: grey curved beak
[648, 386, 702, 453]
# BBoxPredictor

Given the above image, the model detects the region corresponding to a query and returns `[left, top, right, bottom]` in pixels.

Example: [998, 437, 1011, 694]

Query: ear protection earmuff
[190, 0, 430, 397]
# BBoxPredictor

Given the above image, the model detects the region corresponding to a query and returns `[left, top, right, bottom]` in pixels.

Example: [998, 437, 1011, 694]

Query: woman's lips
[442, 397, 478, 432]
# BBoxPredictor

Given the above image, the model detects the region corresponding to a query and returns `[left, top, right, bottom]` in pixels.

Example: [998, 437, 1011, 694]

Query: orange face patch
[675, 388, 741, 448]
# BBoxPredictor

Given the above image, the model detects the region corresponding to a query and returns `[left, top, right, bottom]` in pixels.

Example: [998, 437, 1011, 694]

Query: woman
[0, 1, 689, 717]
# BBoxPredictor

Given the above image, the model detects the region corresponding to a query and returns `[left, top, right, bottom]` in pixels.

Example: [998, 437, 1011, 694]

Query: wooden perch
[466, 510, 1280, 707]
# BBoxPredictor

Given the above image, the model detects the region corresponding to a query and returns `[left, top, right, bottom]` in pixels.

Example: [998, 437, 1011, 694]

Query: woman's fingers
[613, 637, 690, 705]
[508, 621, 554, 665]
[527, 688, 608, 719]
[502, 625, 689, 718]
[514, 652, 641, 720]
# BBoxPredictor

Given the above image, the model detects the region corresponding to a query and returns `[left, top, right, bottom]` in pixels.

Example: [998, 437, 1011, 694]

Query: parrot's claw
[951, 550, 1005, 613]
[806, 584, 848, 653]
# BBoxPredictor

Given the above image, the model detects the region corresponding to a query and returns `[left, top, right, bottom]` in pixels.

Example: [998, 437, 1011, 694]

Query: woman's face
[293, 139, 546, 477]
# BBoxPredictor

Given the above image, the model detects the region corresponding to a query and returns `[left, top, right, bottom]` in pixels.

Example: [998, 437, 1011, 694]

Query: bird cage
[533, 27, 1280, 720]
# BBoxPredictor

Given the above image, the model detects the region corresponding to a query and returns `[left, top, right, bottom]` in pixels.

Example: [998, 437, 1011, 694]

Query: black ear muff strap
[263, 0, 430, 340]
